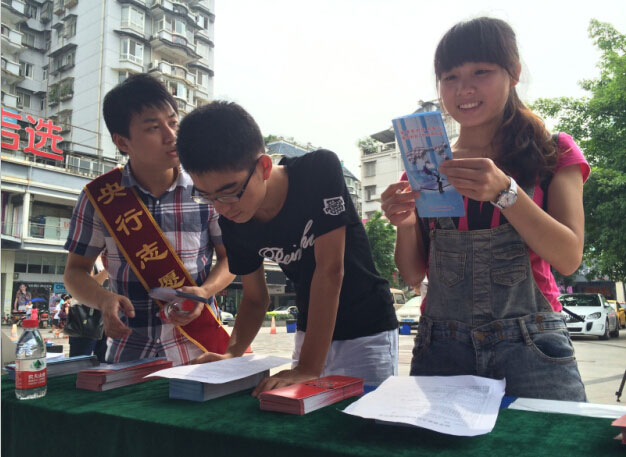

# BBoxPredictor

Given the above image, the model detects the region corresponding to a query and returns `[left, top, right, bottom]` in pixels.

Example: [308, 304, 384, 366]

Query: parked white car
[396, 296, 422, 329]
[558, 293, 620, 340]
[220, 311, 234, 325]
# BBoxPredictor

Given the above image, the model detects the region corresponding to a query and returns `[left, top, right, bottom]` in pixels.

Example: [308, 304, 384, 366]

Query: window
[196, 70, 209, 88]
[19, 61, 34, 79]
[64, 52, 74, 67]
[25, 3, 38, 19]
[118, 70, 132, 83]
[42, 67, 48, 80]
[21, 30, 36, 47]
[197, 14, 208, 29]
[42, 255, 56, 274]
[195, 40, 209, 59]
[15, 252, 27, 273]
[27, 254, 43, 273]
[364, 161, 376, 177]
[364, 185, 377, 201]
[174, 19, 186, 36]
[64, 17, 76, 38]
[121, 5, 145, 34]
[16, 91, 31, 108]
[120, 38, 143, 65]
[167, 81, 187, 99]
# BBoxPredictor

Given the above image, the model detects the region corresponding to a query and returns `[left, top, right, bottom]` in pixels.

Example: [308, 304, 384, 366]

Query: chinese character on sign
[97, 182, 127, 205]
[0, 108, 64, 160]
[158, 270, 185, 289]
[136, 241, 168, 270]
[115, 208, 144, 236]
[1, 108, 21, 150]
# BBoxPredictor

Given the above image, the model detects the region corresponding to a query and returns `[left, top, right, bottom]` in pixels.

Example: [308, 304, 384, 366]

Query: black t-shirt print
[219, 150, 397, 340]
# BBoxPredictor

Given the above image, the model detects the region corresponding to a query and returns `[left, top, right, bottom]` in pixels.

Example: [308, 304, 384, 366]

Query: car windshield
[273, 306, 292, 312]
[558, 295, 601, 307]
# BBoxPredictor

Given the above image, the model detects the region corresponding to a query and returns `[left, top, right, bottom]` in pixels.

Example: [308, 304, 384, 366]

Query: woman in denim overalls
[381, 17, 587, 401]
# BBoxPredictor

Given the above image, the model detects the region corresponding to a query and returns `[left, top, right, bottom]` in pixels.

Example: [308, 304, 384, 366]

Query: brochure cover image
[392, 111, 465, 217]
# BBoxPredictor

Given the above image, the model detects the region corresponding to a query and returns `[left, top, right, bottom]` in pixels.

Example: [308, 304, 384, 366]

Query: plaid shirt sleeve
[208, 208, 223, 246]
[64, 189, 106, 257]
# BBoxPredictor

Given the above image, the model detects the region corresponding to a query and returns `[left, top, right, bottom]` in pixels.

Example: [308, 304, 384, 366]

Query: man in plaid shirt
[63, 74, 234, 366]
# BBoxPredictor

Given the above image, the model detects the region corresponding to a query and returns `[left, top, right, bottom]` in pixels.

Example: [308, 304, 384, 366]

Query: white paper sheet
[343, 375, 506, 436]
[46, 353, 65, 360]
[509, 398, 626, 419]
[146, 355, 293, 384]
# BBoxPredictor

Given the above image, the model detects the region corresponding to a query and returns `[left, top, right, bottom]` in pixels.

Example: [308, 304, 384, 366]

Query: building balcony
[1, 26, 24, 54]
[147, 60, 196, 85]
[194, 85, 210, 102]
[150, 29, 200, 63]
[150, 0, 197, 26]
[40, 2, 53, 22]
[1, 58, 24, 85]
[64, 0, 78, 9]
[174, 96, 194, 115]
[1, 0, 26, 25]
[1, 222, 22, 242]
[1, 91, 18, 108]
[189, 0, 214, 18]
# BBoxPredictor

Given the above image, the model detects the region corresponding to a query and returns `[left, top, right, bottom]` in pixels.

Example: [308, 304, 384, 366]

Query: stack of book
[76, 357, 172, 391]
[170, 370, 269, 402]
[5, 355, 99, 380]
[259, 375, 364, 415]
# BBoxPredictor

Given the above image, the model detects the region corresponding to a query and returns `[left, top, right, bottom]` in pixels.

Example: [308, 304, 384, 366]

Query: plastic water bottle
[15, 318, 47, 400]
[158, 299, 196, 323]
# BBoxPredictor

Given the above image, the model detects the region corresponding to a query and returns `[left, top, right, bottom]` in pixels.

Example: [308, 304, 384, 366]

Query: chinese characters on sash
[96, 181, 180, 289]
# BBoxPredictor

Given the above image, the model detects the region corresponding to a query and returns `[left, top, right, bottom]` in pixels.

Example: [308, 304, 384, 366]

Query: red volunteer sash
[84, 167, 229, 354]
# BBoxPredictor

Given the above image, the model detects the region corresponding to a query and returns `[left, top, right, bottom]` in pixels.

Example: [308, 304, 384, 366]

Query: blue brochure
[392, 111, 465, 217]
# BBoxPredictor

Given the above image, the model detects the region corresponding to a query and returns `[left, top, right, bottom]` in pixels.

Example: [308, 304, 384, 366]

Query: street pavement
[2, 324, 625, 405]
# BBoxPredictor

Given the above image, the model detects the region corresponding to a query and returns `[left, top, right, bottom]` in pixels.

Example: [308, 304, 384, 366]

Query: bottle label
[15, 358, 47, 389]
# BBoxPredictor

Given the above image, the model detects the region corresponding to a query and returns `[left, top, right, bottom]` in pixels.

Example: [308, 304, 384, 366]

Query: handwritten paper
[146, 355, 292, 384]
[343, 375, 505, 436]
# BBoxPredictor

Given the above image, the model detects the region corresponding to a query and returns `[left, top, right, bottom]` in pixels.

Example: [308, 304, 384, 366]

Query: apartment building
[267, 138, 362, 217]
[1, 0, 217, 314]
[360, 101, 459, 220]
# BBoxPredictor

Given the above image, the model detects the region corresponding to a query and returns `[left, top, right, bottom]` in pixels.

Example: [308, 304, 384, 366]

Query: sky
[212, 0, 626, 176]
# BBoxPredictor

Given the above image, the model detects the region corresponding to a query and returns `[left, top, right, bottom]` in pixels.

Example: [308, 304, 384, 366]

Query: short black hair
[102, 73, 177, 155]
[177, 101, 264, 174]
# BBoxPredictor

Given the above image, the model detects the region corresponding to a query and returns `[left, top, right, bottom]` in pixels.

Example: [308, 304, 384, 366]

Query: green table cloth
[2, 374, 621, 457]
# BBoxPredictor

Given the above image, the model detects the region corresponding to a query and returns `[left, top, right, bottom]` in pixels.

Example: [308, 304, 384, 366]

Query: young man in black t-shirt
[177, 101, 398, 395]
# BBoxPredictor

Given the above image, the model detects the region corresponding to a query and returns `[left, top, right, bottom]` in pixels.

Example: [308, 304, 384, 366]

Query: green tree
[365, 211, 399, 287]
[264, 134, 280, 145]
[357, 136, 380, 155]
[532, 20, 626, 281]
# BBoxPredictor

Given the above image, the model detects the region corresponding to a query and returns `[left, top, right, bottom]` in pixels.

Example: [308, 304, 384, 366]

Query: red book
[259, 375, 364, 415]
[76, 357, 173, 391]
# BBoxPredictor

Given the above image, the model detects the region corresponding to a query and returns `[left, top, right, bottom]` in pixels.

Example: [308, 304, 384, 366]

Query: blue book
[169, 370, 269, 402]
[392, 111, 465, 217]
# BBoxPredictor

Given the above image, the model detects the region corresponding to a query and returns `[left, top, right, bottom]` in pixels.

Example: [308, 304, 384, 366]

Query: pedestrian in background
[13, 283, 31, 313]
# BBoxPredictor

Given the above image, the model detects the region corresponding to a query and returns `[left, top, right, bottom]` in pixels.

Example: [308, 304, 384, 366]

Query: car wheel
[599, 319, 610, 340]
[610, 320, 620, 338]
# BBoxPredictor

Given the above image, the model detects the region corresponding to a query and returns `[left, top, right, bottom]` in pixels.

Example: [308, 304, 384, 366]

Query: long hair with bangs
[434, 17, 558, 187]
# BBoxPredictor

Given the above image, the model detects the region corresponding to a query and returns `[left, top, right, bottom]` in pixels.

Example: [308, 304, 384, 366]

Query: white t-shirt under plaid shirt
[64, 164, 223, 366]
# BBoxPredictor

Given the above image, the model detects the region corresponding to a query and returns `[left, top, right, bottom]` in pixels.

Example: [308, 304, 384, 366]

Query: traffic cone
[269, 315, 277, 334]
[11, 323, 17, 340]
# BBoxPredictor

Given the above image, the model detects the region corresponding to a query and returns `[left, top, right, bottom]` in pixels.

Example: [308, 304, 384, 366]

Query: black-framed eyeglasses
[191, 159, 259, 205]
